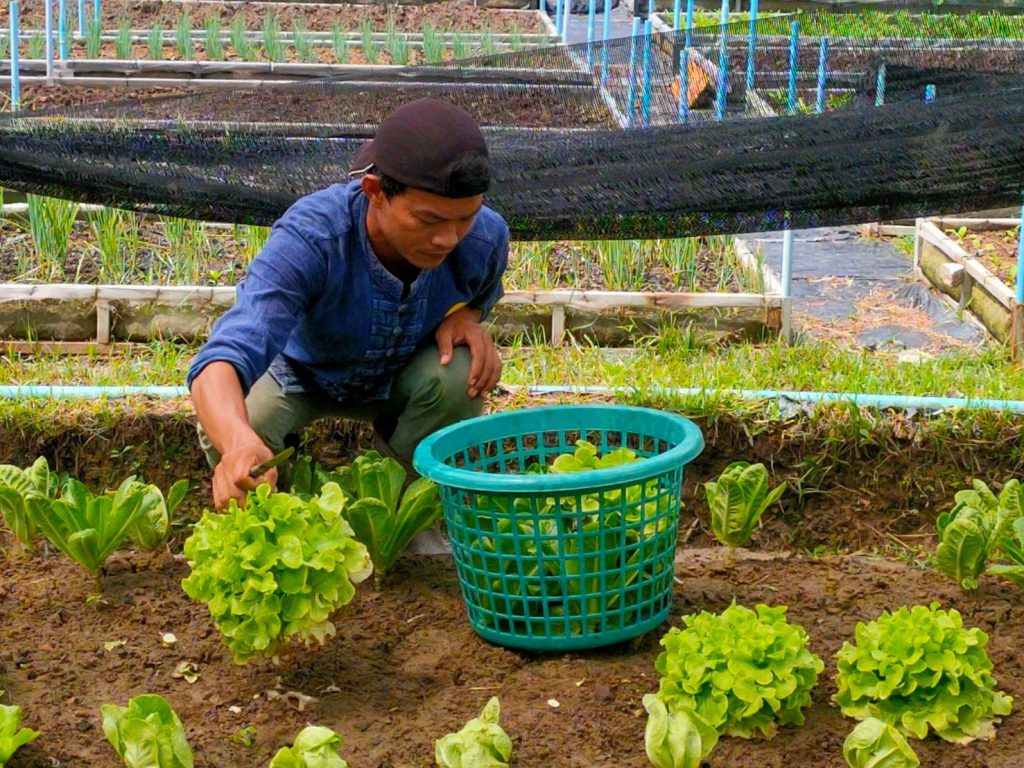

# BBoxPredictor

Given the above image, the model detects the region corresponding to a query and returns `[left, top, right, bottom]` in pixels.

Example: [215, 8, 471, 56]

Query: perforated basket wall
[414, 405, 703, 650]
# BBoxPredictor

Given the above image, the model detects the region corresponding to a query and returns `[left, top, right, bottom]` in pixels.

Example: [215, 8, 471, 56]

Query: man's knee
[411, 346, 477, 409]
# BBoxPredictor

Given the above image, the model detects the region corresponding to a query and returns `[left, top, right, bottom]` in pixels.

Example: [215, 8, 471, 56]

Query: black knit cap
[351, 98, 490, 198]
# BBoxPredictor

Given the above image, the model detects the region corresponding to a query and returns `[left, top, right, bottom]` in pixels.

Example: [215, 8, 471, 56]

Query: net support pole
[587, 0, 596, 64]
[93, 0, 100, 25]
[781, 218, 795, 345]
[561, 0, 570, 42]
[44, 0, 54, 84]
[745, 0, 758, 97]
[642, 14, 652, 126]
[9, 1, 20, 111]
[715, 0, 728, 120]
[555, 0, 563, 43]
[628, 16, 639, 127]
[58, 0, 68, 60]
[875, 61, 886, 106]
[815, 37, 828, 114]
[787, 20, 798, 114]
[674, 0, 682, 30]
[600, 0, 611, 89]
[684, 0, 694, 48]
[1014, 196, 1024, 360]
[678, 45, 690, 123]
[77, 0, 85, 37]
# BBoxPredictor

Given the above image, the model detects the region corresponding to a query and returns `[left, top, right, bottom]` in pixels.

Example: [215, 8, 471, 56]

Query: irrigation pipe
[2, 384, 1024, 414]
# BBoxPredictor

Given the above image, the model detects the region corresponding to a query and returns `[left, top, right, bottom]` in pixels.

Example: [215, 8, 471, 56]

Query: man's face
[363, 176, 483, 270]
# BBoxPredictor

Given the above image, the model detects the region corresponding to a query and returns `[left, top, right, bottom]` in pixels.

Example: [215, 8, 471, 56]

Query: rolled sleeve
[186, 226, 327, 394]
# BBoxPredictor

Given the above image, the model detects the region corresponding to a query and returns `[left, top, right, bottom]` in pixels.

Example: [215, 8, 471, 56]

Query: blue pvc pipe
[554, 0, 563, 40]
[781, 226, 794, 298]
[520, 386, 1024, 414]
[815, 37, 828, 114]
[924, 83, 936, 102]
[684, 0, 694, 49]
[44, 0, 54, 81]
[587, 0, 596, 62]
[9, 1, 20, 111]
[58, 0, 68, 59]
[715, 0, 728, 121]
[674, 0, 682, 30]
[1017, 199, 1024, 305]
[787, 21, 798, 115]
[678, 46, 690, 123]
[627, 17, 640, 127]
[560, 0, 570, 41]
[5, 384, 1024, 415]
[875, 61, 886, 106]
[77, 0, 85, 37]
[746, 0, 758, 94]
[93, 0, 99, 24]
[641, 18, 652, 126]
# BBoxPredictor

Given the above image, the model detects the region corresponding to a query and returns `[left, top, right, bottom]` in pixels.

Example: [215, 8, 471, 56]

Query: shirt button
[386, 350, 395, 358]
[392, 327, 403, 336]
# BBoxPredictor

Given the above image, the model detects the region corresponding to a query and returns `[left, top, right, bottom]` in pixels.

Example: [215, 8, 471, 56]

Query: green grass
[262, 12, 284, 63]
[115, 18, 133, 59]
[3, 337, 1022, 406]
[361, 18, 380, 64]
[147, 24, 164, 61]
[27, 33, 46, 60]
[230, 17, 254, 61]
[176, 11, 193, 59]
[203, 16, 224, 60]
[85, 17, 102, 58]
[331, 23, 349, 64]
[292, 19, 316, 63]
[421, 23, 444, 64]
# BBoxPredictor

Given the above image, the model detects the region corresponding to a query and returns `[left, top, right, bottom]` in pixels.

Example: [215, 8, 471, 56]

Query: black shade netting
[1, 6, 1024, 240]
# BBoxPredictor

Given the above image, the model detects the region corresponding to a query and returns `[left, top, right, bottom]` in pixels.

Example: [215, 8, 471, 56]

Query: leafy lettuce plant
[100, 694, 193, 768]
[642, 694, 717, 768]
[181, 483, 372, 663]
[269, 725, 349, 768]
[988, 517, 1024, 586]
[0, 703, 39, 766]
[934, 479, 1022, 590]
[842, 717, 919, 768]
[833, 602, 1013, 743]
[291, 451, 442, 580]
[704, 461, 786, 548]
[126, 478, 189, 551]
[654, 603, 823, 739]
[0, 456, 64, 549]
[434, 697, 512, 768]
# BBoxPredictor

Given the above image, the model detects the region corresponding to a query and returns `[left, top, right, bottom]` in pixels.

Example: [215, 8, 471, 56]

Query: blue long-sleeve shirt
[186, 180, 509, 402]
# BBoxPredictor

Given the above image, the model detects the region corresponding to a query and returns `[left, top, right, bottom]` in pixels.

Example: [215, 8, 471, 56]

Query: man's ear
[360, 174, 384, 204]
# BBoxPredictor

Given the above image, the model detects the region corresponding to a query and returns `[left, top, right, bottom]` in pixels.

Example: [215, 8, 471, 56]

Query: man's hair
[378, 150, 491, 200]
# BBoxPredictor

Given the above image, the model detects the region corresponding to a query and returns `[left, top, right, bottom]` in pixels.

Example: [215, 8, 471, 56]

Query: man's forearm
[190, 361, 262, 456]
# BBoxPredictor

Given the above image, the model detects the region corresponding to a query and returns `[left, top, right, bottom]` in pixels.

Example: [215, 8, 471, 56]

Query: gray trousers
[197, 344, 482, 476]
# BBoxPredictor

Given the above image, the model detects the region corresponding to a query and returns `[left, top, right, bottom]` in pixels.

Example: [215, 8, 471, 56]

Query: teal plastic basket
[413, 404, 704, 651]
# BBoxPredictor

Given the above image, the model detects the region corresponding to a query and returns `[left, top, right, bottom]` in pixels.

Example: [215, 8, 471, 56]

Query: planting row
[1, 597, 1013, 767]
[0, 196, 748, 292]
[4, 12, 539, 66]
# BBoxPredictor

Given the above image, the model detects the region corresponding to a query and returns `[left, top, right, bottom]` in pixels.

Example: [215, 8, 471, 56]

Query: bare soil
[2, 546, 1021, 767]
[951, 227, 1021, 289]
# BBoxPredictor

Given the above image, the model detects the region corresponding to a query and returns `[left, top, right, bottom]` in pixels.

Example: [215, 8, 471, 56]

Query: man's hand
[212, 439, 278, 510]
[435, 306, 502, 398]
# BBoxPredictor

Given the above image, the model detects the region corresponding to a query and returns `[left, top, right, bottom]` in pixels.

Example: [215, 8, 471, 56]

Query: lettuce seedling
[935, 479, 1023, 590]
[989, 517, 1024, 586]
[0, 703, 39, 766]
[100, 694, 194, 768]
[290, 451, 442, 581]
[269, 725, 349, 768]
[642, 694, 718, 768]
[127, 478, 189, 551]
[833, 602, 1013, 743]
[705, 461, 786, 548]
[181, 483, 372, 663]
[434, 697, 512, 768]
[655, 602, 823, 739]
[842, 718, 919, 768]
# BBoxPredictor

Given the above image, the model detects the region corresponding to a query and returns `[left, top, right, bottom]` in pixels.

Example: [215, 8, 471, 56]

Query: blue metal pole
[674, 0, 682, 30]
[815, 37, 828, 114]
[787, 21, 799, 115]
[58, 0, 68, 60]
[875, 61, 886, 106]
[554, 0, 563, 41]
[44, 0, 54, 82]
[560, 0, 570, 42]
[78, 0, 85, 37]
[600, 0, 611, 90]
[924, 83, 936, 102]
[746, 0, 758, 95]
[715, 0, 728, 121]
[93, 0, 100, 25]
[678, 46, 690, 123]
[627, 16, 640, 127]
[1017, 197, 1024, 305]
[685, 0, 695, 49]
[642, 17, 652, 126]
[9, 1, 20, 110]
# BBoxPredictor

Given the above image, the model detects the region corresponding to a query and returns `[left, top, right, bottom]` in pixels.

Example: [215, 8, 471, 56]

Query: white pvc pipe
[44, 0, 55, 84]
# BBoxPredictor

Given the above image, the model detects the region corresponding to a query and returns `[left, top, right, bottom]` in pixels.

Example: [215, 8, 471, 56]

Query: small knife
[249, 446, 295, 478]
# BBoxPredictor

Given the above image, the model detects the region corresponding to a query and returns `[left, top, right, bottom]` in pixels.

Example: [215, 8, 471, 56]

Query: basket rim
[412, 404, 704, 494]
